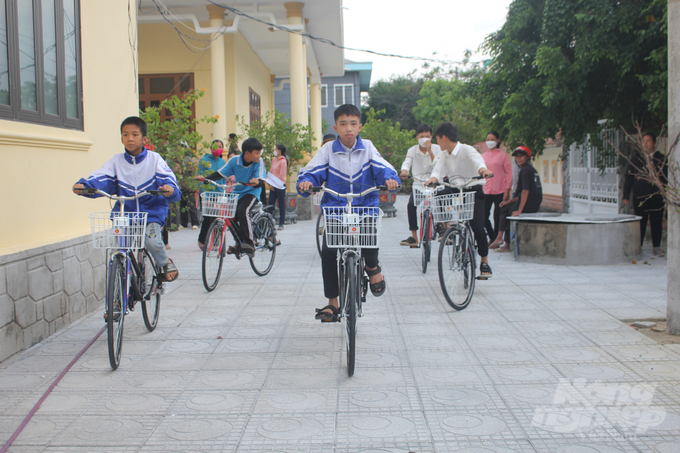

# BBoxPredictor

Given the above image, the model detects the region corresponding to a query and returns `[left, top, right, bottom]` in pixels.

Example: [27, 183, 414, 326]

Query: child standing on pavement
[297, 104, 400, 322]
[72, 116, 181, 282]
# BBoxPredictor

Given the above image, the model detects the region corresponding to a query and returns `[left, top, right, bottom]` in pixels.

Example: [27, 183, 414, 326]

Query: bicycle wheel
[249, 214, 277, 276]
[315, 212, 324, 258]
[140, 249, 161, 332]
[344, 254, 359, 377]
[438, 225, 476, 310]
[202, 221, 225, 292]
[107, 255, 126, 370]
[421, 212, 431, 274]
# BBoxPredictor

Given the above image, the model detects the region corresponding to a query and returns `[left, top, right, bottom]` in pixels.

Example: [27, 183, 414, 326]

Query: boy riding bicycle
[199, 137, 266, 256]
[426, 122, 494, 279]
[297, 104, 400, 321]
[73, 116, 181, 282]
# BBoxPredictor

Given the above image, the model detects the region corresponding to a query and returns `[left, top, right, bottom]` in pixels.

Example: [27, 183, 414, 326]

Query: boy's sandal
[227, 245, 237, 255]
[366, 265, 386, 297]
[159, 259, 179, 282]
[277, 226, 284, 230]
[479, 263, 493, 279]
[315, 304, 338, 322]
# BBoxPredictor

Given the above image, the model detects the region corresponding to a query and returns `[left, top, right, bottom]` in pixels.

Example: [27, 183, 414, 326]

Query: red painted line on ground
[0, 325, 107, 453]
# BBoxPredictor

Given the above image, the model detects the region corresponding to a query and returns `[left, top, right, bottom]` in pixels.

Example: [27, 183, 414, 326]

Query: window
[249, 87, 260, 126]
[308, 84, 327, 108]
[334, 84, 354, 107]
[0, 0, 83, 129]
[138, 73, 194, 123]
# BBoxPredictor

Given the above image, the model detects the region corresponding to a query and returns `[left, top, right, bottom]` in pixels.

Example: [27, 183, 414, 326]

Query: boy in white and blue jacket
[73, 116, 181, 281]
[297, 104, 400, 322]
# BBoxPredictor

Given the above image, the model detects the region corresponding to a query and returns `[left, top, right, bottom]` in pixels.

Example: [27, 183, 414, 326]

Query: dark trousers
[407, 192, 418, 231]
[236, 194, 258, 245]
[180, 188, 199, 227]
[484, 193, 504, 240]
[198, 217, 214, 245]
[321, 235, 379, 299]
[634, 200, 664, 247]
[436, 185, 488, 258]
[269, 188, 286, 227]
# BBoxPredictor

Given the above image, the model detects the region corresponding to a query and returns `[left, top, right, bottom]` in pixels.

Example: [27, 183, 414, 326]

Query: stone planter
[379, 192, 397, 217]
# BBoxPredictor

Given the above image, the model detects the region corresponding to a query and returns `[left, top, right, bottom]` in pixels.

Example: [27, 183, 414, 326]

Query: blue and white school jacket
[217, 154, 266, 199]
[296, 136, 398, 207]
[77, 147, 181, 226]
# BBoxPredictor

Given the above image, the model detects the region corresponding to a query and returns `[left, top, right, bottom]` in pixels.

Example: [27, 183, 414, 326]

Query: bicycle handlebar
[426, 174, 494, 189]
[304, 185, 391, 197]
[77, 188, 168, 200]
[201, 179, 257, 189]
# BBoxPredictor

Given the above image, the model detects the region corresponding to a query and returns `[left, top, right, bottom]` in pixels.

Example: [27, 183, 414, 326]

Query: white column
[284, 2, 307, 127]
[207, 4, 227, 141]
[310, 83, 322, 155]
[667, 0, 680, 334]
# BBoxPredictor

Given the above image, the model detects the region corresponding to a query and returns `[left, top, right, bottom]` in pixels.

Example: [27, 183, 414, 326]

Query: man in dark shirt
[622, 132, 668, 256]
[489, 146, 543, 252]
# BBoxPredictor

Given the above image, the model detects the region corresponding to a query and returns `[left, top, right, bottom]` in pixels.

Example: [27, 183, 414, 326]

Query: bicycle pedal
[476, 276, 489, 281]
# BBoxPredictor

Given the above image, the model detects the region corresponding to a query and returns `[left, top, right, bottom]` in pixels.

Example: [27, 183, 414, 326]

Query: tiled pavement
[0, 195, 677, 452]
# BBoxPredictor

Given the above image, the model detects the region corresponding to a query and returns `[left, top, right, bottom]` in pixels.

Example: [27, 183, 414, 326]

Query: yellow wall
[534, 146, 563, 197]
[0, 2, 139, 255]
[137, 22, 272, 145]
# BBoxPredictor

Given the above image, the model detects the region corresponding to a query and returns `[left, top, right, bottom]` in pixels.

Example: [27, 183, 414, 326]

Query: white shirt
[401, 144, 442, 187]
[431, 142, 487, 186]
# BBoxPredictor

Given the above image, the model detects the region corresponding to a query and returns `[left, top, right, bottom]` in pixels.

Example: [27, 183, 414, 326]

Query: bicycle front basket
[201, 192, 238, 218]
[413, 186, 435, 210]
[431, 192, 475, 223]
[89, 211, 148, 250]
[323, 206, 383, 249]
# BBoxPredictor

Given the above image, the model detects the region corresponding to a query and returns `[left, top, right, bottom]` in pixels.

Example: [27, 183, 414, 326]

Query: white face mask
[273, 150, 278, 157]
[486, 141, 497, 149]
[418, 137, 431, 147]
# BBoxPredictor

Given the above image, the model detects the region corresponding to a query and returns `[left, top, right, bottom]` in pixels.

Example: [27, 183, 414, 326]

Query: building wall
[0, 2, 140, 361]
[233, 33, 272, 135]
[137, 23, 214, 142]
[534, 146, 564, 212]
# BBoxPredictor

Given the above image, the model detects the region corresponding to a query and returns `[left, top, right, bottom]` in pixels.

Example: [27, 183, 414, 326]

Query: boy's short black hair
[229, 133, 237, 139]
[435, 122, 459, 142]
[642, 132, 657, 144]
[334, 104, 361, 122]
[121, 116, 147, 136]
[276, 144, 287, 156]
[415, 124, 432, 136]
[242, 137, 263, 153]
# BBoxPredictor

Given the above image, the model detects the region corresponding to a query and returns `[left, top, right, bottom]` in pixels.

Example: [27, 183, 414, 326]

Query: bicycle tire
[202, 221, 225, 292]
[249, 214, 276, 276]
[315, 212, 324, 258]
[421, 213, 431, 274]
[344, 254, 358, 377]
[140, 249, 161, 332]
[107, 255, 126, 370]
[438, 225, 475, 310]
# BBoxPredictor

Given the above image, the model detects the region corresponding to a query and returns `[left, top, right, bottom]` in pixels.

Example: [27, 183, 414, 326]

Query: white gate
[569, 129, 619, 214]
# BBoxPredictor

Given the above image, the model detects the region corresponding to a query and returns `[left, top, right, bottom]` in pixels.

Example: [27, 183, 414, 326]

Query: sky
[341, 0, 514, 85]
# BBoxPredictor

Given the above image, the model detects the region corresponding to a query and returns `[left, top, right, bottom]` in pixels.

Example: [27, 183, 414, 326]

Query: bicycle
[431, 175, 490, 311]
[82, 188, 165, 370]
[305, 183, 388, 377]
[413, 185, 436, 274]
[200, 179, 277, 291]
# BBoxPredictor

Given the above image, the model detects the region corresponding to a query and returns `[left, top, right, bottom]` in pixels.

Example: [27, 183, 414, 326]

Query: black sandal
[366, 265, 386, 297]
[479, 262, 492, 279]
[315, 304, 338, 322]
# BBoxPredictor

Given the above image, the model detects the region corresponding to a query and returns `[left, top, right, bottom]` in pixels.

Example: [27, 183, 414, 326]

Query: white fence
[569, 129, 620, 214]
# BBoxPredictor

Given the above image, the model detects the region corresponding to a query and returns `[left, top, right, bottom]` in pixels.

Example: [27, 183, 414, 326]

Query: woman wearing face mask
[196, 139, 227, 250]
[481, 131, 512, 242]
[268, 144, 288, 230]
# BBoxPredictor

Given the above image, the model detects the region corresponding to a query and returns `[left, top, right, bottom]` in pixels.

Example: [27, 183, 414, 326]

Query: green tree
[470, 0, 667, 155]
[140, 88, 217, 193]
[360, 108, 414, 186]
[236, 109, 314, 173]
[363, 75, 424, 131]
